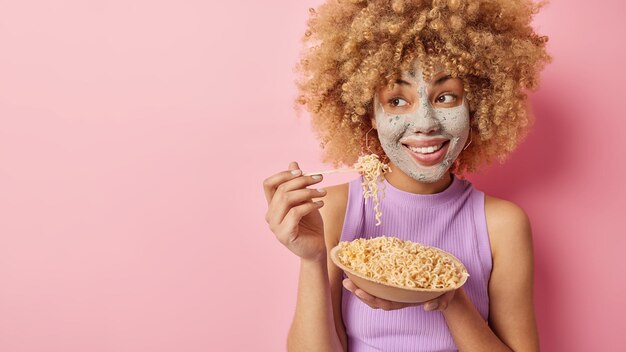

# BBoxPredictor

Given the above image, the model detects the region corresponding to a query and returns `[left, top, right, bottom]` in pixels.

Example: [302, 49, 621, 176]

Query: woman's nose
[409, 106, 440, 134]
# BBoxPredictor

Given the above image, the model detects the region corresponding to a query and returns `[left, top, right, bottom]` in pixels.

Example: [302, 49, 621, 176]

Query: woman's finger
[264, 173, 324, 212]
[275, 201, 324, 244]
[358, 291, 400, 311]
[423, 301, 440, 311]
[266, 187, 326, 226]
[344, 278, 433, 311]
[276, 173, 324, 195]
[343, 280, 379, 308]
[343, 279, 396, 310]
[342, 278, 357, 292]
[349, 285, 393, 310]
[423, 290, 455, 311]
[262, 162, 302, 204]
[435, 290, 456, 311]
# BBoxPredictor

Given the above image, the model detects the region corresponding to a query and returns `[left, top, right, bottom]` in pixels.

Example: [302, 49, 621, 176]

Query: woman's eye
[390, 98, 408, 107]
[436, 94, 456, 104]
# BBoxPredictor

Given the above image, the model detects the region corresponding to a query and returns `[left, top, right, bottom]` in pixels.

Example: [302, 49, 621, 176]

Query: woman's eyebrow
[431, 75, 452, 87]
[394, 78, 413, 86]
[394, 75, 451, 87]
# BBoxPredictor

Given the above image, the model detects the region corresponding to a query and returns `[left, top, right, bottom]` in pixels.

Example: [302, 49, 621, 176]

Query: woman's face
[373, 67, 470, 183]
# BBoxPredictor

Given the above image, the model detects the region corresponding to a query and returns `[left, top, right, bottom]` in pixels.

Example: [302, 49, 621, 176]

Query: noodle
[354, 154, 390, 226]
[336, 236, 468, 290]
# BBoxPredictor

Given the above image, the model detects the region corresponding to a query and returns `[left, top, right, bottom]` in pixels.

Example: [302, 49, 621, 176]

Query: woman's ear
[369, 100, 377, 130]
[370, 115, 377, 130]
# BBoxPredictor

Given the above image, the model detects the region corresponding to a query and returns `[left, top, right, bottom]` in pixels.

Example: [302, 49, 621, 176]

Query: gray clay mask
[373, 70, 470, 183]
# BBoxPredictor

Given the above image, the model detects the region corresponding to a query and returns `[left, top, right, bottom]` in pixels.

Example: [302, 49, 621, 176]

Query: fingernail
[425, 303, 438, 311]
[311, 174, 322, 180]
[317, 188, 326, 193]
[291, 170, 302, 176]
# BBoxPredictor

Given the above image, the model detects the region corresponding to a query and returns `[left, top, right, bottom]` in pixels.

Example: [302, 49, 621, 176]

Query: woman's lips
[403, 140, 450, 166]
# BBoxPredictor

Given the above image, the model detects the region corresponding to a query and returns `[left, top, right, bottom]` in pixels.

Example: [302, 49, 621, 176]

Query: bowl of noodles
[330, 236, 469, 304]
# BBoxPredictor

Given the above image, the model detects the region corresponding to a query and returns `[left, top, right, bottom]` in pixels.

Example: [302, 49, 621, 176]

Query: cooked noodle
[336, 236, 468, 290]
[354, 154, 390, 226]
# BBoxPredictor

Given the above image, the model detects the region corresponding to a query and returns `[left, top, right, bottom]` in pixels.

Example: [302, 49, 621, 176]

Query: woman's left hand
[342, 278, 456, 312]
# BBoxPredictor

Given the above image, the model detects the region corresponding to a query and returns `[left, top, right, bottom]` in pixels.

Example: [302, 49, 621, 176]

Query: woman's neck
[383, 162, 453, 194]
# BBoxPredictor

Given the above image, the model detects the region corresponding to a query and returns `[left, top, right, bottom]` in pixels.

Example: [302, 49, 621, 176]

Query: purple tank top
[340, 175, 492, 352]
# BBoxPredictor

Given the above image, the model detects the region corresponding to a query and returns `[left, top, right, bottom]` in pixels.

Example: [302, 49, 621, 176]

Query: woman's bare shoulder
[484, 195, 530, 229]
[484, 194, 533, 260]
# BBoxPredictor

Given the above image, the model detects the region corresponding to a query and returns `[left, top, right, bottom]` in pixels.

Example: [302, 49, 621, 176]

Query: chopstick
[303, 168, 357, 176]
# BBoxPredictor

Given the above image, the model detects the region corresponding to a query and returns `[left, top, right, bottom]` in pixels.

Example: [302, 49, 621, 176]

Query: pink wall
[0, 0, 624, 351]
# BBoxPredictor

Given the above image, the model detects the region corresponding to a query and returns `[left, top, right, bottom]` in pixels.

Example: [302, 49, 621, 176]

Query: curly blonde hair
[295, 0, 552, 174]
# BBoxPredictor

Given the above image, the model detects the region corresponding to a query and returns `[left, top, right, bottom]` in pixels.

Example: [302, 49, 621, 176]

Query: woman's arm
[288, 256, 344, 352]
[263, 162, 342, 351]
[485, 196, 539, 350]
[442, 196, 539, 351]
[288, 183, 349, 352]
[263, 161, 349, 352]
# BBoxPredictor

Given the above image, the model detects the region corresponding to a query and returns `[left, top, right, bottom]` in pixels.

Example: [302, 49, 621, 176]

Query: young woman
[263, 1, 551, 350]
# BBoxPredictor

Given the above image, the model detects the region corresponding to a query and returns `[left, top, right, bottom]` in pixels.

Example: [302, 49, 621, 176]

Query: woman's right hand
[263, 161, 327, 261]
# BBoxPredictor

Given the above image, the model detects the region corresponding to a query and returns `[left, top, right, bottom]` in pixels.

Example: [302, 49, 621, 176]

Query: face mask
[373, 71, 470, 183]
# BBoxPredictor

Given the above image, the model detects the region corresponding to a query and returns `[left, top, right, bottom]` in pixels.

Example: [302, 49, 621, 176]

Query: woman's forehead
[395, 69, 453, 85]
[408, 62, 448, 78]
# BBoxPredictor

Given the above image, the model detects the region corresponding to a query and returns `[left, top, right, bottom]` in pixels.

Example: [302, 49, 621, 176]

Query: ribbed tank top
[340, 175, 492, 352]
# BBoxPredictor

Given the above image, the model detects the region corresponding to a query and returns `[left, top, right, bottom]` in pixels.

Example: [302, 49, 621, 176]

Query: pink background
[0, 0, 624, 351]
